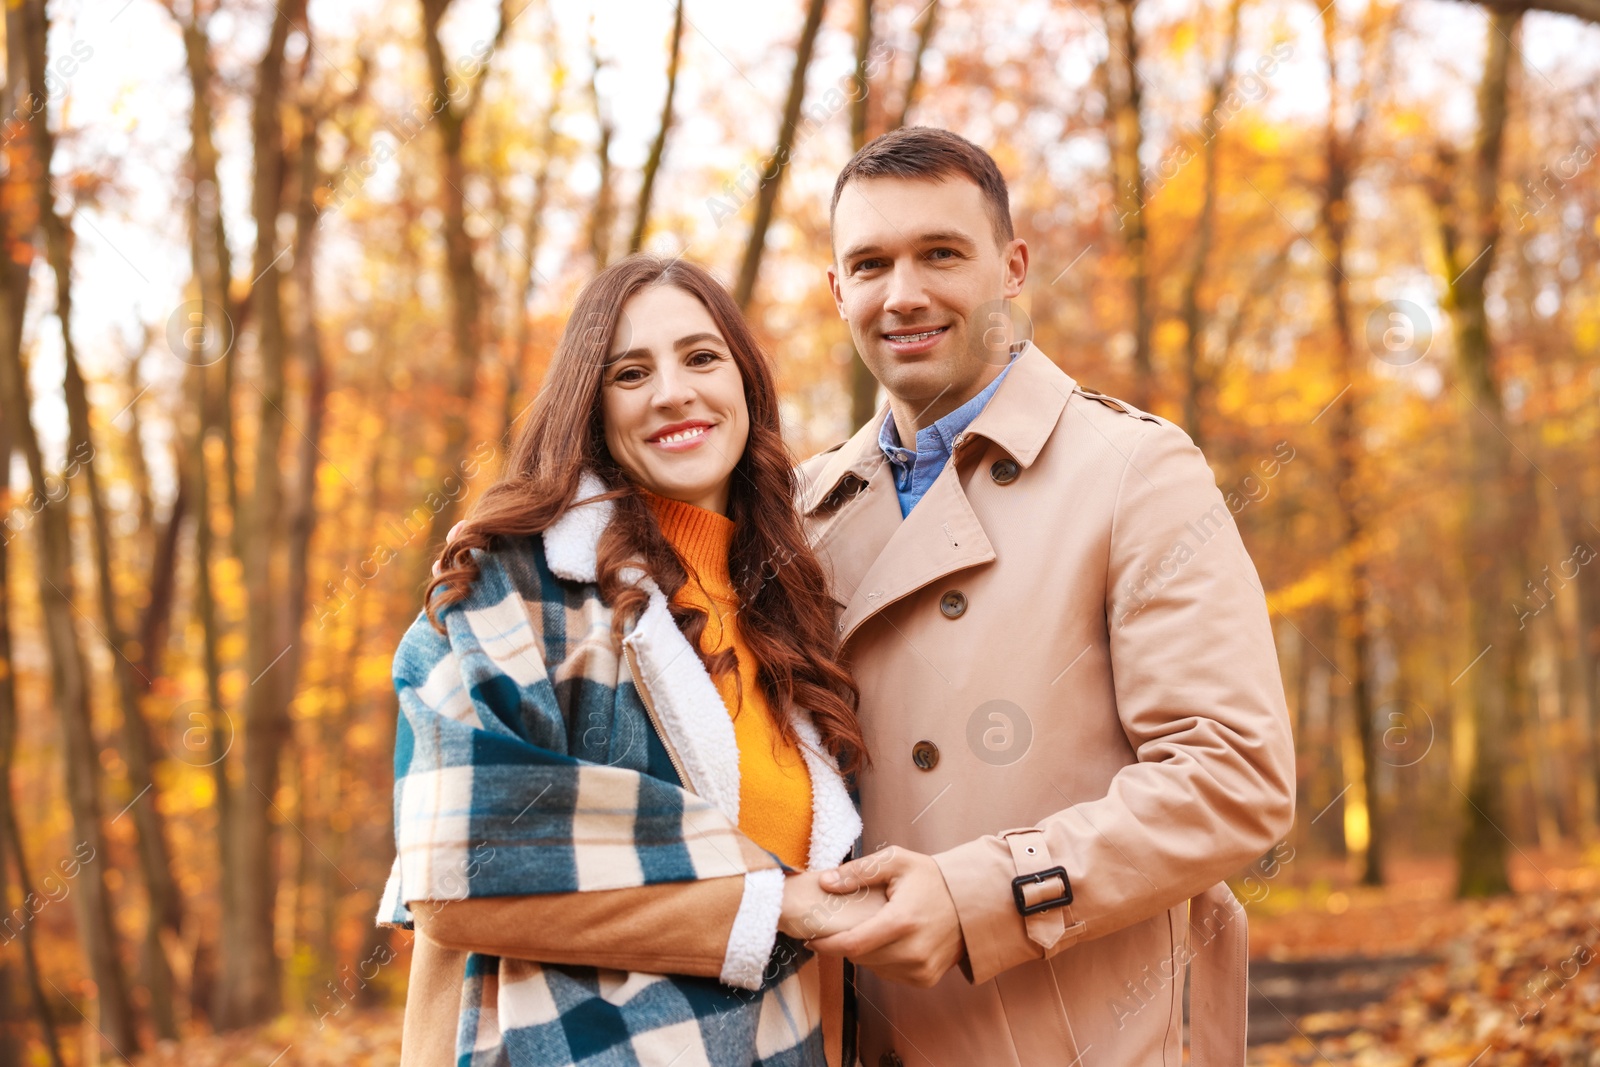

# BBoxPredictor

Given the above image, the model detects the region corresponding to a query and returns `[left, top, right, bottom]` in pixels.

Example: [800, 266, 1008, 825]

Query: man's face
[828, 175, 1028, 424]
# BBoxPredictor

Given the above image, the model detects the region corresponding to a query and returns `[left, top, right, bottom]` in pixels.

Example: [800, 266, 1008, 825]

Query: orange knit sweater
[642, 490, 814, 870]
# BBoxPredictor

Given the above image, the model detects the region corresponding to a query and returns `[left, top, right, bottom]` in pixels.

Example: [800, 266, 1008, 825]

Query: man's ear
[1003, 238, 1029, 299]
[827, 263, 848, 320]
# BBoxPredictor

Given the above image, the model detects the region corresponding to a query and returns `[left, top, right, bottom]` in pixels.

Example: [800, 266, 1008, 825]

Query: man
[796, 127, 1296, 1066]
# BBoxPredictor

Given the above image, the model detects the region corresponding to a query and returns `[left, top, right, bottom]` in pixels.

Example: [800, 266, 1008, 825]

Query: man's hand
[805, 847, 966, 988]
[779, 870, 887, 940]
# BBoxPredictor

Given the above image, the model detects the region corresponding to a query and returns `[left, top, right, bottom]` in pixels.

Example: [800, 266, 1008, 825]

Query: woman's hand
[778, 869, 887, 940]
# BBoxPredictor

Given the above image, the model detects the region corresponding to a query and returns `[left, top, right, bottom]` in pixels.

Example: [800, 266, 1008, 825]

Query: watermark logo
[1365, 299, 1432, 367]
[166, 298, 234, 367]
[170, 700, 234, 768]
[966, 699, 1032, 766]
[968, 298, 1034, 367]
[1376, 699, 1434, 768]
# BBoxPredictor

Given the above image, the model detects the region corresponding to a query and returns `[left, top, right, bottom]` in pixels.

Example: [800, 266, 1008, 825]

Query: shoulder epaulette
[1073, 386, 1162, 425]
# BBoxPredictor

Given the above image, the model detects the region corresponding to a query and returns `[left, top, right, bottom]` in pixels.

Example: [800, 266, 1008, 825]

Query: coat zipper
[622, 640, 696, 795]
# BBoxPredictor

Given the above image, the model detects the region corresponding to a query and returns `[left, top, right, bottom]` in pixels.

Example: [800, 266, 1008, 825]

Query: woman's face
[601, 284, 751, 515]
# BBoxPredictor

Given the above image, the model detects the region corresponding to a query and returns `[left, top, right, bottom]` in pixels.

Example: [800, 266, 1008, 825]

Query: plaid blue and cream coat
[378, 473, 862, 1066]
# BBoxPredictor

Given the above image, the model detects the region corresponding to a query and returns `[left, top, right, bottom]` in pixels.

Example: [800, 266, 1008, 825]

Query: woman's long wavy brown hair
[425, 254, 866, 774]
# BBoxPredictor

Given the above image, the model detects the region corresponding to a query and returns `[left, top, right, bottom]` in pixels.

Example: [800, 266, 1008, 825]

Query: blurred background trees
[0, 0, 1597, 1060]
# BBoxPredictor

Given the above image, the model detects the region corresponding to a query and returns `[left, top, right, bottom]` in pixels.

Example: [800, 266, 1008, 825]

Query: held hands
[779, 869, 888, 940]
[804, 846, 967, 988]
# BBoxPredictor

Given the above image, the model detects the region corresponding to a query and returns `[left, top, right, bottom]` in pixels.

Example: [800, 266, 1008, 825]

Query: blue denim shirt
[878, 353, 1019, 517]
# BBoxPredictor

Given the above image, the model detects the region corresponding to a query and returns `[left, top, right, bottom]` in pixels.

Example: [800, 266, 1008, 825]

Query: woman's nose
[650, 369, 695, 409]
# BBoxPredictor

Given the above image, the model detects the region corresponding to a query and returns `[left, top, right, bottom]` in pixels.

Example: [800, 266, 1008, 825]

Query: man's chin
[875, 359, 965, 404]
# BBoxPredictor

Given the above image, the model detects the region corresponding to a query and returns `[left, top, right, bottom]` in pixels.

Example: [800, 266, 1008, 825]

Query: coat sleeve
[411, 877, 748, 977]
[931, 418, 1296, 985]
[379, 549, 787, 990]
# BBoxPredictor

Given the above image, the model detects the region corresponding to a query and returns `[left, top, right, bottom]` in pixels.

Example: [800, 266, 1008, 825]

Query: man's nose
[882, 264, 930, 316]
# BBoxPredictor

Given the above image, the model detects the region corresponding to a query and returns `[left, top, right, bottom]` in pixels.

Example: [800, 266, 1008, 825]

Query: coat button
[990, 458, 1020, 484]
[912, 740, 939, 771]
[880, 1054, 904, 1067]
[939, 590, 967, 618]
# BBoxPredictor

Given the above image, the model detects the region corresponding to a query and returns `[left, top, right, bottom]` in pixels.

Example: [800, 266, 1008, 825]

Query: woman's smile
[648, 419, 716, 451]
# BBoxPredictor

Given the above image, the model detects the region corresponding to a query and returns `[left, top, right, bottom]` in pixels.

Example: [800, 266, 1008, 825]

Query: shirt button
[939, 590, 968, 618]
[911, 741, 939, 771]
[990, 458, 1020, 484]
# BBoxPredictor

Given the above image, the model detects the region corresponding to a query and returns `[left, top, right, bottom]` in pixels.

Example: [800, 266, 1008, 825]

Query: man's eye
[928, 248, 957, 260]
[853, 259, 885, 274]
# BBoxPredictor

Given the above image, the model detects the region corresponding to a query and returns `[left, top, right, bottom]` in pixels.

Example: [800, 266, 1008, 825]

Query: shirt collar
[800, 342, 1078, 516]
[878, 349, 1020, 463]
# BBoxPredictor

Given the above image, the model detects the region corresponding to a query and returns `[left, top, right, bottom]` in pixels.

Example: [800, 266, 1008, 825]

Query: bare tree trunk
[585, 14, 615, 270]
[0, 312, 66, 1067]
[118, 339, 156, 545]
[279, 98, 330, 728]
[1100, 0, 1153, 410]
[21, 1, 181, 1028]
[213, 0, 306, 1028]
[0, 206, 138, 1065]
[733, 0, 830, 310]
[891, 0, 939, 131]
[169, 1, 244, 563]
[1429, 10, 1523, 898]
[169, 18, 239, 1007]
[1457, 0, 1600, 24]
[1539, 478, 1599, 838]
[842, 0, 942, 431]
[1178, 0, 1242, 450]
[417, 0, 510, 556]
[502, 22, 563, 445]
[0, 3, 140, 1054]
[628, 0, 685, 254]
[846, 0, 881, 430]
[1317, 2, 1385, 887]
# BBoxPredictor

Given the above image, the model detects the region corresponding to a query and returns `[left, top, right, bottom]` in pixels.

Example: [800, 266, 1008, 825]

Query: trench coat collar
[799, 342, 1075, 517]
[799, 342, 1075, 643]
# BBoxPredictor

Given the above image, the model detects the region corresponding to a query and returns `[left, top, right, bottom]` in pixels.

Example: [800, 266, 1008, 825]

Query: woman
[378, 254, 882, 1067]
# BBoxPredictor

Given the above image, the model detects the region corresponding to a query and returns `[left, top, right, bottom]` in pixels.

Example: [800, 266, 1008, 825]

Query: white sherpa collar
[542, 471, 614, 584]
[541, 471, 860, 869]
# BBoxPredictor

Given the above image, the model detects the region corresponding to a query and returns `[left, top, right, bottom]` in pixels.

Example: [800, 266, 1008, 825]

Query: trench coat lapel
[832, 460, 996, 643]
[801, 344, 1075, 645]
[801, 414, 903, 612]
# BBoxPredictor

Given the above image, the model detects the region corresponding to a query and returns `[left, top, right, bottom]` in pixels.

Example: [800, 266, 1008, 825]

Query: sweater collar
[640, 488, 735, 596]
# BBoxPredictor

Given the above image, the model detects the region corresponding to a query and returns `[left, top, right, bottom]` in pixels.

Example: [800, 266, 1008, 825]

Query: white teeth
[889, 328, 944, 342]
[656, 426, 707, 444]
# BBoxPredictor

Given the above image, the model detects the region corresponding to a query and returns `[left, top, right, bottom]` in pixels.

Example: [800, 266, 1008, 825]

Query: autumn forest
[1, 0, 1599, 1062]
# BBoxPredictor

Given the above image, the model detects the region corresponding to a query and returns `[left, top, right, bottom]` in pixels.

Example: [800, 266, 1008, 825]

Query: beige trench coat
[797, 343, 1296, 1067]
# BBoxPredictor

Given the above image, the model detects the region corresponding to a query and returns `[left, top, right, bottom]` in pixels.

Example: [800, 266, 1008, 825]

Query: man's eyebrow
[608, 332, 726, 362]
[915, 230, 978, 247]
[839, 231, 979, 262]
[839, 241, 885, 263]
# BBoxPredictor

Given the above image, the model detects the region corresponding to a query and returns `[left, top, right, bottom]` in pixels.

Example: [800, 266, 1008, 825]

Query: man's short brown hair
[830, 126, 1014, 247]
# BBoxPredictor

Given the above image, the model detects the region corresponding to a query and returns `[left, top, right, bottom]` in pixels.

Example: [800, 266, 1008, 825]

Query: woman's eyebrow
[673, 332, 725, 349]
[608, 332, 725, 363]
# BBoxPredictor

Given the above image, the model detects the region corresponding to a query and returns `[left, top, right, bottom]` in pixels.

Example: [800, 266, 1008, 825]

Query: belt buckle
[1011, 866, 1072, 916]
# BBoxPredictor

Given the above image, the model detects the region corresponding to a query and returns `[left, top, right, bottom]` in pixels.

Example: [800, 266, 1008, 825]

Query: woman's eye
[611, 367, 646, 384]
[688, 350, 722, 366]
